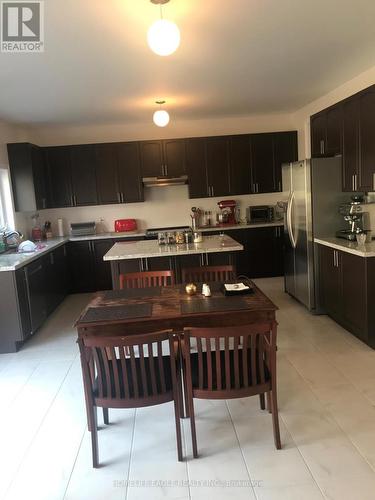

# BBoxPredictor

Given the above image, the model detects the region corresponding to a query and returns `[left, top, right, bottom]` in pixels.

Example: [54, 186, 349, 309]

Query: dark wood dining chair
[78, 330, 183, 467]
[119, 270, 175, 289]
[181, 264, 235, 284]
[181, 322, 280, 457]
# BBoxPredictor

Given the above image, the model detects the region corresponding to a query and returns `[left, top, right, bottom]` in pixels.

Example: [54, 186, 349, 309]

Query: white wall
[292, 64, 375, 158]
[24, 112, 293, 236]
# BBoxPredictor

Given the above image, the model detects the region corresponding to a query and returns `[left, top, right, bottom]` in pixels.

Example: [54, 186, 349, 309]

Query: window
[0, 168, 14, 230]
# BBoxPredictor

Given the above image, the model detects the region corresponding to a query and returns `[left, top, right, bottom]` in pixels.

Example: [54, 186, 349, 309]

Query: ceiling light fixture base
[150, 0, 169, 4]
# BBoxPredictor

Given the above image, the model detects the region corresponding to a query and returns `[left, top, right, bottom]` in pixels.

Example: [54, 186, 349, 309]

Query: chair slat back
[181, 265, 235, 284]
[81, 331, 176, 402]
[119, 270, 175, 289]
[183, 323, 276, 395]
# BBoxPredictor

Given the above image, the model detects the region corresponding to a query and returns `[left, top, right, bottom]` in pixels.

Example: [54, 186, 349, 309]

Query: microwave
[246, 205, 275, 223]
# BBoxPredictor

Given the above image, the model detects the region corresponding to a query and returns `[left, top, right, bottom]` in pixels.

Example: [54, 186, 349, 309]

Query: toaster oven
[246, 205, 275, 223]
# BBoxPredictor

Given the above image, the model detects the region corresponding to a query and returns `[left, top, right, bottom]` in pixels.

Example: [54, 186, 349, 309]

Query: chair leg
[266, 391, 272, 414]
[259, 393, 265, 410]
[88, 405, 99, 467]
[177, 376, 185, 419]
[172, 390, 183, 462]
[102, 407, 109, 425]
[183, 367, 190, 418]
[187, 391, 198, 458]
[270, 389, 281, 450]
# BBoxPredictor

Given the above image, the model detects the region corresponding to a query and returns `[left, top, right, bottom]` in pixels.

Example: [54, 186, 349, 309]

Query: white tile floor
[1, 278, 375, 500]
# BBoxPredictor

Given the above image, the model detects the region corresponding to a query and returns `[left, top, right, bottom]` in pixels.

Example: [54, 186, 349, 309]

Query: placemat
[180, 297, 249, 315]
[103, 288, 161, 300]
[80, 303, 153, 323]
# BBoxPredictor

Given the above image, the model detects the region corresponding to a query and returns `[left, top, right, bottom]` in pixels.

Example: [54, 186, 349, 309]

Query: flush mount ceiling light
[153, 100, 170, 127]
[148, 0, 180, 56]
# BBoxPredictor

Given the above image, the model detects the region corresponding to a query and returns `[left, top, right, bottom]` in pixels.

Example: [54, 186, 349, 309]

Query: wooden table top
[75, 282, 278, 336]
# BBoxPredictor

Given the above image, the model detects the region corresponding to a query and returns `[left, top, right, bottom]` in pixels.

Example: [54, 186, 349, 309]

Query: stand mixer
[336, 203, 366, 240]
[217, 200, 237, 225]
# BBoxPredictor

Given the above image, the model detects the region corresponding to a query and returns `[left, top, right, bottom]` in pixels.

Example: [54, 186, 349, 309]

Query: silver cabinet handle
[117, 192, 122, 203]
[278, 180, 282, 192]
[121, 193, 125, 203]
[352, 175, 355, 191]
[333, 250, 336, 267]
[355, 174, 358, 191]
[211, 185, 214, 197]
[373, 173, 375, 191]
[164, 164, 168, 176]
[71, 194, 74, 206]
[73, 194, 77, 206]
[320, 140, 325, 155]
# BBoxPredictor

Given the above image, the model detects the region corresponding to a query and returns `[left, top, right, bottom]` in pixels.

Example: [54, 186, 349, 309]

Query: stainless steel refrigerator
[282, 157, 349, 312]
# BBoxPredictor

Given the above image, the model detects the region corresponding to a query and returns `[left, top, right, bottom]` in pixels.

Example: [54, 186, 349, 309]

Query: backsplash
[16, 185, 286, 238]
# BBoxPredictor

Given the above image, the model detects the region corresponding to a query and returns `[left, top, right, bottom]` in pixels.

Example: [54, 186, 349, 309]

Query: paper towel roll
[57, 218, 64, 237]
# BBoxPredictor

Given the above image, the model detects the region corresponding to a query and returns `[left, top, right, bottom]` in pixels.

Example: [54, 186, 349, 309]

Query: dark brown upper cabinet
[311, 104, 342, 158]
[229, 135, 252, 196]
[117, 142, 144, 203]
[251, 133, 275, 193]
[206, 136, 230, 198]
[95, 143, 120, 204]
[7, 143, 49, 212]
[45, 146, 73, 208]
[94, 142, 144, 205]
[140, 139, 186, 177]
[70, 145, 98, 206]
[185, 138, 208, 199]
[342, 97, 360, 192]
[359, 88, 375, 192]
[273, 131, 298, 192]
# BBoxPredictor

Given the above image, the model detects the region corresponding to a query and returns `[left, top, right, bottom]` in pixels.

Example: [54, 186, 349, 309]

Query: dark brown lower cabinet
[319, 244, 374, 347]
[206, 226, 284, 278]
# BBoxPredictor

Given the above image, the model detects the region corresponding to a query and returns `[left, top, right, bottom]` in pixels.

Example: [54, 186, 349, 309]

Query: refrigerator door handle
[287, 192, 297, 249]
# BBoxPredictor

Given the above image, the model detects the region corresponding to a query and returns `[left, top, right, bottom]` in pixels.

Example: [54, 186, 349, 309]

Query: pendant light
[153, 100, 170, 127]
[148, 0, 180, 56]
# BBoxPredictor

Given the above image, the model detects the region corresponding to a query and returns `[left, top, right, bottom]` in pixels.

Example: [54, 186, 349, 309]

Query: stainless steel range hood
[142, 175, 188, 187]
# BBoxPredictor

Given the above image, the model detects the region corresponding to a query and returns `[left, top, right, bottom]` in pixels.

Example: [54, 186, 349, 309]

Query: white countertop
[69, 231, 146, 241]
[103, 235, 243, 261]
[0, 237, 69, 271]
[199, 221, 283, 232]
[315, 237, 375, 257]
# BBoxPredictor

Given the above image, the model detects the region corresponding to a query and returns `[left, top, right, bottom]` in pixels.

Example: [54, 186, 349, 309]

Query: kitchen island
[104, 234, 244, 288]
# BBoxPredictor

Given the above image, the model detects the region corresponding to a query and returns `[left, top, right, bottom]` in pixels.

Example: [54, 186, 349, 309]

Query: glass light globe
[147, 19, 180, 56]
[153, 109, 170, 127]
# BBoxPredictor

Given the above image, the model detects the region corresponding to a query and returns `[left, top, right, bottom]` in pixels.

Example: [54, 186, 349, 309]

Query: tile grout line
[124, 408, 137, 500]
[62, 427, 86, 500]
[225, 400, 258, 499]
[180, 415, 192, 500]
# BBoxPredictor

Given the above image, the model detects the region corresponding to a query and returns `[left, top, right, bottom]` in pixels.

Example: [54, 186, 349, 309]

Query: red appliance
[114, 219, 137, 232]
[217, 200, 237, 225]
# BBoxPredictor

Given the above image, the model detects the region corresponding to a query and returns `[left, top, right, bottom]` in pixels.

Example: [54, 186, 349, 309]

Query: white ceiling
[1, 0, 375, 125]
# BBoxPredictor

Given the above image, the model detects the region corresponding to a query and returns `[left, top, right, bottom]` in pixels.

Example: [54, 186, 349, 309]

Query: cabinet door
[70, 145, 98, 206]
[359, 90, 375, 192]
[225, 229, 249, 276]
[163, 139, 186, 177]
[340, 252, 367, 341]
[25, 259, 47, 333]
[186, 138, 208, 198]
[147, 256, 175, 273]
[140, 141, 163, 177]
[15, 269, 32, 339]
[93, 239, 114, 291]
[272, 226, 284, 276]
[206, 136, 230, 197]
[326, 105, 343, 156]
[229, 135, 251, 195]
[31, 145, 49, 210]
[117, 142, 144, 203]
[251, 134, 275, 193]
[177, 254, 202, 283]
[342, 98, 360, 192]
[247, 227, 275, 278]
[311, 113, 326, 157]
[273, 132, 298, 192]
[46, 146, 73, 207]
[96, 143, 119, 204]
[319, 245, 341, 319]
[68, 241, 95, 293]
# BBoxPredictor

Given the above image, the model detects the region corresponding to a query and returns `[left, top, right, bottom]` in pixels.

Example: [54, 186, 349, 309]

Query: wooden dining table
[75, 281, 278, 338]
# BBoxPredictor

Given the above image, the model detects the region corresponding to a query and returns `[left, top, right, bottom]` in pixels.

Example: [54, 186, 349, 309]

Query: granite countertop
[69, 231, 146, 241]
[0, 237, 69, 271]
[199, 221, 284, 232]
[103, 235, 244, 261]
[315, 237, 375, 257]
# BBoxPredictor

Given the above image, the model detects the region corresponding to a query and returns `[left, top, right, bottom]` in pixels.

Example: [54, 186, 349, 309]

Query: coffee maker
[336, 203, 365, 240]
[217, 200, 237, 225]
